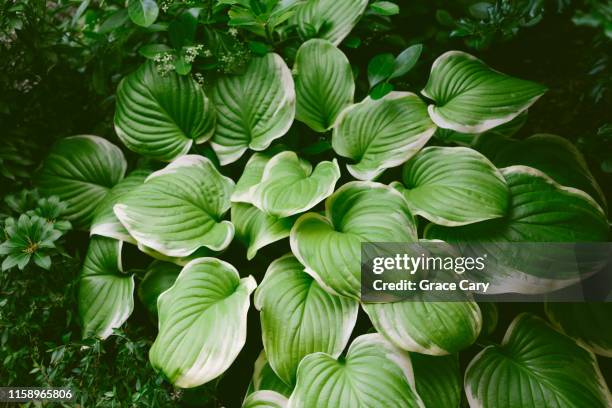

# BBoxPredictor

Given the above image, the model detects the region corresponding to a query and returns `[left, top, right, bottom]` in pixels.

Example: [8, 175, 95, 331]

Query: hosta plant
[20, 2, 611, 407]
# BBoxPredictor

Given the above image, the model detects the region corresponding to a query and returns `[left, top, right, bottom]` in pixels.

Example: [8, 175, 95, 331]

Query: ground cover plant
[1, 0, 611, 407]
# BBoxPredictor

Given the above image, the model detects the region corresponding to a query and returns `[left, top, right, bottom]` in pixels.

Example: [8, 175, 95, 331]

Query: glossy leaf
[38, 135, 127, 229]
[395, 146, 509, 226]
[465, 313, 611, 408]
[90, 167, 152, 243]
[114, 62, 216, 161]
[292, 0, 368, 46]
[294, 39, 354, 132]
[149, 258, 256, 388]
[290, 181, 417, 299]
[78, 237, 134, 339]
[127, 0, 159, 27]
[210, 53, 295, 165]
[391, 44, 422, 79]
[114, 155, 235, 257]
[412, 354, 461, 408]
[254, 255, 358, 385]
[422, 51, 547, 133]
[287, 333, 424, 408]
[332, 92, 436, 180]
[137, 261, 181, 317]
[367, 53, 395, 88]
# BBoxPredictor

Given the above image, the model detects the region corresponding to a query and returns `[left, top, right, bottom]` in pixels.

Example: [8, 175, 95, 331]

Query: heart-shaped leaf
[545, 303, 612, 357]
[412, 354, 461, 408]
[332, 92, 436, 180]
[91, 167, 152, 243]
[243, 391, 288, 408]
[255, 254, 358, 385]
[394, 146, 509, 226]
[487, 133, 607, 212]
[127, 0, 159, 27]
[137, 261, 181, 317]
[294, 39, 354, 132]
[291, 181, 417, 299]
[38, 135, 127, 229]
[114, 62, 216, 161]
[149, 258, 256, 388]
[422, 51, 547, 133]
[465, 313, 611, 407]
[287, 333, 424, 408]
[233, 151, 340, 217]
[78, 237, 134, 339]
[362, 299, 481, 355]
[210, 53, 295, 165]
[114, 155, 235, 257]
[291, 0, 368, 46]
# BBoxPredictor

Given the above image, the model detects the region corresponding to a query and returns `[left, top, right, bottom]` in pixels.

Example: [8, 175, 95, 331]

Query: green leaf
[426, 166, 608, 242]
[486, 133, 607, 212]
[210, 53, 295, 165]
[136, 242, 215, 266]
[422, 51, 547, 133]
[367, 53, 395, 88]
[251, 351, 294, 397]
[395, 146, 509, 226]
[332, 92, 436, 180]
[370, 1, 399, 16]
[290, 181, 417, 299]
[545, 303, 612, 357]
[114, 62, 216, 161]
[291, 0, 368, 45]
[169, 8, 200, 48]
[391, 44, 422, 79]
[369, 82, 394, 100]
[139, 43, 172, 59]
[78, 237, 134, 339]
[91, 167, 152, 243]
[38, 135, 127, 229]
[363, 296, 481, 355]
[114, 155, 235, 257]
[231, 203, 294, 260]
[287, 334, 424, 407]
[254, 254, 358, 385]
[137, 261, 181, 317]
[294, 39, 354, 132]
[233, 151, 340, 217]
[127, 0, 159, 27]
[412, 354, 461, 408]
[149, 258, 256, 388]
[465, 313, 611, 407]
[243, 391, 288, 408]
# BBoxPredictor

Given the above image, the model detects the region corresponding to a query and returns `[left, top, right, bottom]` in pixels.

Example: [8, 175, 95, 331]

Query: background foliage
[0, 0, 610, 406]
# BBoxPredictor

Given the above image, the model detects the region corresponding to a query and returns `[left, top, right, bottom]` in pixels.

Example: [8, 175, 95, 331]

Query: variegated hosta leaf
[149, 258, 256, 388]
[78, 237, 134, 339]
[362, 299, 481, 355]
[287, 333, 424, 408]
[411, 354, 461, 408]
[90, 167, 152, 243]
[426, 166, 609, 293]
[210, 53, 295, 165]
[234, 151, 340, 217]
[422, 51, 547, 133]
[426, 165, 608, 243]
[137, 261, 181, 317]
[294, 39, 354, 132]
[254, 254, 358, 386]
[435, 110, 528, 146]
[243, 391, 288, 408]
[38, 135, 127, 229]
[465, 313, 611, 408]
[291, 0, 368, 46]
[250, 351, 293, 397]
[291, 181, 418, 300]
[232, 203, 294, 260]
[332, 92, 436, 180]
[114, 62, 216, 161]
[394, 146, 509, 226]
[545, 303, 612, 357]
[487, 133, 607, 212]
[114, 155, 235, 257]
[137, 242, 215, 266]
